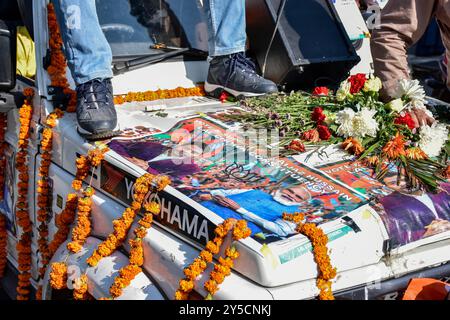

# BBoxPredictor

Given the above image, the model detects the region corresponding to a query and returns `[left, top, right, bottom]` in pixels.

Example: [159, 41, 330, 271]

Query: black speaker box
[246, 0, 360, 90]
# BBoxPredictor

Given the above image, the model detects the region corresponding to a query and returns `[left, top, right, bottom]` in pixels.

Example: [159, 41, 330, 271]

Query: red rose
[219, 91, 229, 103]
[287, 139, 306, 153]
[302, 129, 320, 142]
[348, 73, 367, 94]
[394, 113, 415, 130]
[312, 87, 329, 96]
[317, 125, 331, 141]
[311, 107, 326, 124]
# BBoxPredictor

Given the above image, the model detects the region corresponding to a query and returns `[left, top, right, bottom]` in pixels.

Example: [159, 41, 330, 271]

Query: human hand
[213, 195, 241, 211]
[409, 107, 435, 128]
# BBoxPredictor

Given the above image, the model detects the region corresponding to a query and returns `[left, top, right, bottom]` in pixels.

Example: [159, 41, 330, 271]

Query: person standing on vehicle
[53, 0, 278, 140]
[370, 0, 450, 128]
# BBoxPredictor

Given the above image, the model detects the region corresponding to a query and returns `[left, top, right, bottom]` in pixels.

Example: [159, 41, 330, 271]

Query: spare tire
[0, 1, 22, 21]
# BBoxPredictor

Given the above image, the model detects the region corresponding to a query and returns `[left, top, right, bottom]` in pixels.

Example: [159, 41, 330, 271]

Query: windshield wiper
[112, 47, 190, 75]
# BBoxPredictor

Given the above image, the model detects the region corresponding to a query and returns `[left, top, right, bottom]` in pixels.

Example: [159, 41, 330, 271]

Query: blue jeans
[53, 0, 113, 85]
[54, 0, 246, 84]
[204, 0, 247, 56]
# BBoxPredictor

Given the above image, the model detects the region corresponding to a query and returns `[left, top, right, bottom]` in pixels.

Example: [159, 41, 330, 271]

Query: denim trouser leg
[204, 0, 247, 57]
[52, 0, 113, 85]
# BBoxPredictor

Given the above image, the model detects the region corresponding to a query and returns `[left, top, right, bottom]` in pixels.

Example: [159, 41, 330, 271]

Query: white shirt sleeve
[236, 207, 296, 237]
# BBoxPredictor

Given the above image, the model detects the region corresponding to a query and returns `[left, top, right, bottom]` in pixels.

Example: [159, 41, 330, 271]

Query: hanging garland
[0, 215, 7, 278]
[283, 212, 337, 300]
[108, 201, 160, 299]
[15, 88, 34, 300]
[46, 3, 76, 112]
[48, 147, 108, 297]
[203, 220, 251, 300]
[175, 218, 249, 300]
[67, 148, 107, 254]
[37, 109, 64, 280]
[73, 274, 89, 300]
[86, 174, 170, 267]
[113, 86, 205, 105]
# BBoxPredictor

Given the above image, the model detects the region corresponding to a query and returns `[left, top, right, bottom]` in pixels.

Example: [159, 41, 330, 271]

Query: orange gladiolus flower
[382, 132, 406, 159]
[342, 137, 365, 156]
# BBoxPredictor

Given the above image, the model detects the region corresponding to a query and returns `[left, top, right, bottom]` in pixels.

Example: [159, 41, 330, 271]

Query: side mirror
[0, 20, 17, 92]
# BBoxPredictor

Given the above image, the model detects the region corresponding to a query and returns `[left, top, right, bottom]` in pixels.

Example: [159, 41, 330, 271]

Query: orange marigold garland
[175, 218, 236, 300]
[113, 86, 205, 105]
[37, 109, 64, 279]
[67, 148, 108, 254]
[66, 188, 94, 253]
[204, 220, 251, 300]
[15, 88, 34, 300]
[49, 262, 68, 290]
[283, 212, 337, 300]
[73, 274, 89, 300]
[47, 153, 93, 257]
[0, 215, 7, 278]
[47, 3, 76, 112]
[109, 201, 161, 298]
[86, 174, 170, 267]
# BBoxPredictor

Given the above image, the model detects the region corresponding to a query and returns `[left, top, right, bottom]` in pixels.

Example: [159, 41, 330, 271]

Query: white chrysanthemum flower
[387, 98, 405, 113]
[363, 76, 382, 92]
[394, 79, 426, 105]
[335, 107, 379, 138]
[352, 107, 379, 138]
[418, 123, 449, 157]
[336, 81, 351, 101]
[335, 108, 356, 137]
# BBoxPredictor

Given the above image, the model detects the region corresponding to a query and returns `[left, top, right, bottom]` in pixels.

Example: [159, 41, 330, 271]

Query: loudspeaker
[0, 20, 17, 91]
[246, 0, 360, 90]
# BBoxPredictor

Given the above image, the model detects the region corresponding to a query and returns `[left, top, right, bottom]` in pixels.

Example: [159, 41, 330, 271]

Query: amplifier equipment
[246, 0, 360, 90]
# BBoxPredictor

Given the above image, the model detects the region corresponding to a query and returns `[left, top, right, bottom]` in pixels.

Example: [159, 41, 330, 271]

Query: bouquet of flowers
[220, 74, 450, 191]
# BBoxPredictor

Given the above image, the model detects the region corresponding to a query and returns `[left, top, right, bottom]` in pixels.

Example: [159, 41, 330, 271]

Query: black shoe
[205, 52, 278, 98]
[76, 78, 118, 140]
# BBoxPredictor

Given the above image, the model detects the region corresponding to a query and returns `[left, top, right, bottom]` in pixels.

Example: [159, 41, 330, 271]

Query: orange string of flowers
[203, 220, 251, 300]
[47, 3, 76, 112]
[113, 86, 205, 105]
[67, 148, 109, 253]
[283, 212, 336, 300]
[175, 218, 236, 300]
[15, 88, 34, 300]
[73, 274, 89, 300]
[36, 109, 64, 280]
[0, 215, 7, 278]
[86, 174, 170, 267]
[49, 262, 68, 290]
[108, 201, 161, 299]
[46, 154, 94, 260]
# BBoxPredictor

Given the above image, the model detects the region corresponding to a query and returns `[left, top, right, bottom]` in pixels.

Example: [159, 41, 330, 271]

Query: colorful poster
[310, 159, 450, 249]
[0, 144, 17, 235]
[315, 160, 394, 198]
[107, 117, 367, 244]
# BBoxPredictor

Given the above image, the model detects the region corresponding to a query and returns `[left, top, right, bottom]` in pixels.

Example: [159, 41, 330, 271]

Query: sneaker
[205, 52, 278, 98]
[76, 78, 118, 140]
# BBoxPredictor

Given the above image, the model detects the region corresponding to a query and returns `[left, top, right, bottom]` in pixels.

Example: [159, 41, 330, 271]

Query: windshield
[95, 0, 208, 58]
